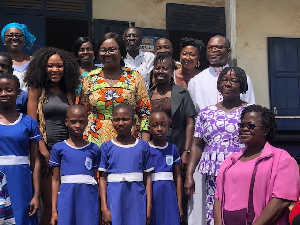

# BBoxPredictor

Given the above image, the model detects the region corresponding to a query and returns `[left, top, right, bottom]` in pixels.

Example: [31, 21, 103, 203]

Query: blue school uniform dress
[99, 139, 154, 225]
[49, 141, 100, 225]
[0, 113, 42, 225]
[149, 142, 181, 225]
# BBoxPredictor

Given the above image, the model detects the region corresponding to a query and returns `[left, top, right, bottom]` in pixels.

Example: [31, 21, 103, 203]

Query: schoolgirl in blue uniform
[0, 74, 41, 225]
[99, 103, 153, 225]
[149, 111, 183, 225]
[49, 105, 100, 225]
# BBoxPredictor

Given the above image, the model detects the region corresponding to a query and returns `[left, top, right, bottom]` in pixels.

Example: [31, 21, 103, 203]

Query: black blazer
[149, 83, 197, 155]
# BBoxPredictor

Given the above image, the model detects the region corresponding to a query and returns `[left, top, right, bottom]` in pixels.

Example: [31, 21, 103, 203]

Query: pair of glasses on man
[99, 47, 119, 54]
[206, 45, 228, 51]
[4, 34, 24, 39]
[238, 122, 264, 130]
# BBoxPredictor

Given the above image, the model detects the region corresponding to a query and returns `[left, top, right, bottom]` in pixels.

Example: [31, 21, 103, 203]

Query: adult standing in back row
[186, 35, 255, 225]
[188, 35, 255, 112]
[123, 27, 155, 89]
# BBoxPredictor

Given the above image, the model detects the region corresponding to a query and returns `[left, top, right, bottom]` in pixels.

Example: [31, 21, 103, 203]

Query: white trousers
[187, 166, 206, 225]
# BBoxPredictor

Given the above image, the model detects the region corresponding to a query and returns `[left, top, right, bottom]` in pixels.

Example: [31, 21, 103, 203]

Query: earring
[196, 61, 200, 67]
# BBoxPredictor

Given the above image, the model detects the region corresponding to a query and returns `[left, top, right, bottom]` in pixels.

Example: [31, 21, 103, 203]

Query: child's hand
[146, 215, 151, 225]
[42, 150, 50, 163]
[29, 196, 39, 216]
[180, 151, 189, 173]
[102, 209, 112, 224]
[50, 211, 58, 225]
[179, 207, 184, 223]
[184, 175, 195, 200]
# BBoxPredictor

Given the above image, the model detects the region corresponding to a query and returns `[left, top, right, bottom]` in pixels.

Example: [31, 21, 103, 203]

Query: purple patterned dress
[194, 105, 247, 225]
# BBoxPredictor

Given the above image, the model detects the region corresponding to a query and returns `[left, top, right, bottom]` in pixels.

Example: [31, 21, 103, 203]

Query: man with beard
[185, 35, 255, 225]
[123, 27, 155, 89]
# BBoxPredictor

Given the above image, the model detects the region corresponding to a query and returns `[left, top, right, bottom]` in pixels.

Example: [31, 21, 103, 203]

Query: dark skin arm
[173, 164, 184, 221]
[99, 172, 111, 224]
[144, 172, 152, 225]
[213, 198, 222, 225]
[252, 198, 292, 225]
[181, 116, 195, 171]
[184, 136, 204, 199]
[27, 87, 50, 162]
[141, 131, 150, 142]
[29, 141, 41, 216]
[50, 167, 60, 225]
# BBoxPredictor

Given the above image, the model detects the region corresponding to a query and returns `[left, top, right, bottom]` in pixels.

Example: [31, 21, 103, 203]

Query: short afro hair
[153, 53, 176, 71]
[112, 103, 135, 119]
[241, 105, 277, 141]
[180, 37, 204, 56]
[0, 52, 13, 73]
[0, 74, 20, 89]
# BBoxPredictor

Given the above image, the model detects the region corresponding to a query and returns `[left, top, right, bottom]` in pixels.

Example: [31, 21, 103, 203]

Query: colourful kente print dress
[77, 67, 151, 146]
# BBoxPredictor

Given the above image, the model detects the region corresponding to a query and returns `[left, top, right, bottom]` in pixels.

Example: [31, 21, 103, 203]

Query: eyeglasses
[238, 122, 264, 130]
[206, 45, 228, 51]
[220, 79, 240, 84]
[4, 34, 24, 39]
[99, 47, 119, 54]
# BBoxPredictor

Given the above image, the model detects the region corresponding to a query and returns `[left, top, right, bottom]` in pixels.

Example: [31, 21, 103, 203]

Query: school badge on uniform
[85, 157, 93, 170]
[166, 155, 173, 166]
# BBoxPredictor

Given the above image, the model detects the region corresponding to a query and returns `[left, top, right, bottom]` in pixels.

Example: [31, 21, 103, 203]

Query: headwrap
[1, 22, 36, 50]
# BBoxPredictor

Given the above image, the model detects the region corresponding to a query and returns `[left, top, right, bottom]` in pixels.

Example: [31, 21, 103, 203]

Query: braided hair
[217, 67, 248, 94]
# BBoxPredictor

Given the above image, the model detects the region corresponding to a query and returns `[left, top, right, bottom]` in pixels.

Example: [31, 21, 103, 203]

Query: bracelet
[184, 150, 191, 153]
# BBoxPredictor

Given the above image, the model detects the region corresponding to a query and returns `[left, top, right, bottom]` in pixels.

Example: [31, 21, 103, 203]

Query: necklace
[180, 68, 199, 83]
[180, 68, 191, 84]
[103, 68, 121, 85]
[12, 53, 25, 62]
[156, 86, 171, 97]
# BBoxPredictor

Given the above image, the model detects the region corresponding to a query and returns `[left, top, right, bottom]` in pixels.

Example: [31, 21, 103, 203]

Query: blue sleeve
[92, 144, 101, 168]
[98, 143, 108, 172]
[28, 116, 42, 142]
[172, 144, 181, 165]
[16, 90, 28, 114]
[49, 143, 61, 167]
[143, 142, 154, 172]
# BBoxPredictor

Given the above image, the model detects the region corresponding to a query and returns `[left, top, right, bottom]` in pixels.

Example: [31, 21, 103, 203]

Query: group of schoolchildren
[0, 70, 183, 225]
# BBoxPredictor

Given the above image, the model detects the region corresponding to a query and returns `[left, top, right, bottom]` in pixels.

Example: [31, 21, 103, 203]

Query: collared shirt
[124, 50, 155, 89]
[188, 64, 255, 112]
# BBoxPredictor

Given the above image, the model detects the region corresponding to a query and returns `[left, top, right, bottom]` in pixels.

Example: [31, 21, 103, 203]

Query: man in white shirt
[188, 35, 255, 112]
[186, 35, 255, 225]
[123, 27, 155, 89]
